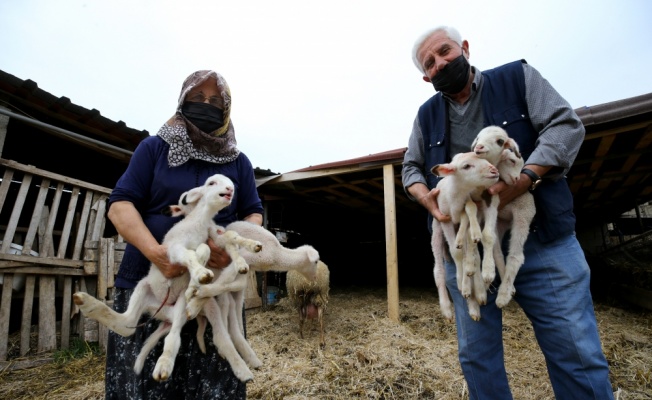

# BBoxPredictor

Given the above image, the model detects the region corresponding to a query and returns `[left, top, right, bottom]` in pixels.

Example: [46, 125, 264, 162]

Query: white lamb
[430, 152, 500, 321]
[72, 174, 263, 382]
[165, 195, 322, 367]
[470, 126, 536, 307]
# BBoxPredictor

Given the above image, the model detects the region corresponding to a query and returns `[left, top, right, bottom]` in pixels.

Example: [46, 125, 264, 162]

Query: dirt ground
[1, 286, 651, 399]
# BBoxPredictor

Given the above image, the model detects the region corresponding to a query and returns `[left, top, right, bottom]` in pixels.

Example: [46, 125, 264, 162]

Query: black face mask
[430, 54, 471, 94]
[181, 102, 225, 133]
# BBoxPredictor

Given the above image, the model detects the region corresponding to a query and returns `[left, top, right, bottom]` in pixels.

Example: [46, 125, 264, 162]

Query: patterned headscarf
[158, 70, 240, 167]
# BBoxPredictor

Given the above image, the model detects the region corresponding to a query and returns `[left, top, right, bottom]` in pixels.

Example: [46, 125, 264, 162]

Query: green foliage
[53, 339, 103, 364]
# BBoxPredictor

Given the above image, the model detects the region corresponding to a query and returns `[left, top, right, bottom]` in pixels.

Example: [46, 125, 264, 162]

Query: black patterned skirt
[104, 288, 247, 400]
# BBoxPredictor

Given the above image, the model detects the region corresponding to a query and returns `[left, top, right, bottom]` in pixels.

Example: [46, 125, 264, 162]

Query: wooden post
[38, 276, 57, 352]
[383, 164, 399, 322]
[20, 276, 36, 356]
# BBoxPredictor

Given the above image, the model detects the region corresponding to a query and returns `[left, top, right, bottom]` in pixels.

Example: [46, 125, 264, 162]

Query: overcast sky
[2, 0, 651, 173]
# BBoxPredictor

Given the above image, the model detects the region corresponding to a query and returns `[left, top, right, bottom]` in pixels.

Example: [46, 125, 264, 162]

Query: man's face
[417, 31, 466, 82]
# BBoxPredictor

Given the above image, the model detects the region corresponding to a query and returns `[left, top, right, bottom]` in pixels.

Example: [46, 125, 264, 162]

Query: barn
[1, 68, 651, 385]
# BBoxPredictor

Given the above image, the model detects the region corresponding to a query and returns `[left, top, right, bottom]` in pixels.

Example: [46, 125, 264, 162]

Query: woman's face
[185, 77, 224, 109]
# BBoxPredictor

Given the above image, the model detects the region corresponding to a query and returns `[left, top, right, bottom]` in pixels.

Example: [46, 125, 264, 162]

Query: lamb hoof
[72, 292, 86, 305]
[234, 369, 254, 383]
[197, 271, 213, 284]
[153, 357, 174, 381]
[253, 244, 262, 252]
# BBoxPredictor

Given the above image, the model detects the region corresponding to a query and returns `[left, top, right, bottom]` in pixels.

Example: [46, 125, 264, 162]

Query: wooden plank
[41, 182, 64, 257]
[89, 194, 107, 243]
[37, 276, 56, 352]
[22, 177, 50, 255]
[97, 239, 108, 301]
[244, 269, 260, 310]
[1, 174, 32, 253]
[383, 164, 399, 322]
[0, 159, 112, 194]
[72, 191, 94, 261]
[245, 297, 262, 310]
[0, 275, 13, 360]
[0, 266, 84, 276]
[60, 277, 72, 350]
[76, 278, 88, 341]
[0, 254, 84, 268]
[57, 186, 80, 259]
[0, 169, 14, 214]
[107, 239, 115, 289]
[20, 276, 36, 356]
[0, 357, 53, 371]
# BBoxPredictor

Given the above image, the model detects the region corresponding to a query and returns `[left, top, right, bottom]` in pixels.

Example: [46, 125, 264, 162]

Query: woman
[105, 70, 263, 399]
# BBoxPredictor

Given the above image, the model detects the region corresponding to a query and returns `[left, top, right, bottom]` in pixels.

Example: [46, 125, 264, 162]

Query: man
[401, 26, 614, 399]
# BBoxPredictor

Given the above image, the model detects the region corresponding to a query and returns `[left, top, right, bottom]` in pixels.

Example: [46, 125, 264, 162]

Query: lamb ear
[167, 205, 185, 217]
[505, 138, 522, 158]
[431, 163, 455, 177]
[182, 187, 204, 205]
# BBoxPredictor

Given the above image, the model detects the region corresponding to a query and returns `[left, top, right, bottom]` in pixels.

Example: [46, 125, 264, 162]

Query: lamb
[286, 260, 330, 348]
[430, 152, 500, 321]
[225, 221, 320, 281]
[165, 196, 322, 360]
[72, 174, 263, 383]
[470, 126, 536, 307]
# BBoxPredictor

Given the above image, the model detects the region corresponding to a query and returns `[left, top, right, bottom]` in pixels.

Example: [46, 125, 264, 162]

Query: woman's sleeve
[108, 137, 158, 210]
[235, 153, 264, 218]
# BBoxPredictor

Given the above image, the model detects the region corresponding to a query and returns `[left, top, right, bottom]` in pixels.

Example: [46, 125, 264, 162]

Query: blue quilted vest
[417, 60, 576, 243]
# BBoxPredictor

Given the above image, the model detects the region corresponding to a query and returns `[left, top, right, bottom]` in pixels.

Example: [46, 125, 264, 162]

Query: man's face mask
[181, 102, 225, 133]
[430, 53, 470, 95]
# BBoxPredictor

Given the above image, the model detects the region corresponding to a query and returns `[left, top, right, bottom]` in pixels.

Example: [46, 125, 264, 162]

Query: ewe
[286, 260, 330, 348]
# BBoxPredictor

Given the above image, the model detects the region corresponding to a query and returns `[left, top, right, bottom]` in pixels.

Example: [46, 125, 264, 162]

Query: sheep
[72, 174, 263, 383]
[164, 196, 322, 370]
[470, 126, 536, 307]
[172, 210, 321, 341]
[430, 152, 500, 321]
[286, 260, 330, 348]
[226, 220, 320, 282]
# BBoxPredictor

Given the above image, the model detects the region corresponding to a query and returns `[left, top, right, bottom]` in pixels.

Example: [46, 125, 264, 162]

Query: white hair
[411, 26, 463, 74]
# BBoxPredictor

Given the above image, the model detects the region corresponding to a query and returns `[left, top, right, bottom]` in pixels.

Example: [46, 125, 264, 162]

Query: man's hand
[422, 188, 452, 223]
[206, 237, 232, 269]
[487, 177, 530, 209]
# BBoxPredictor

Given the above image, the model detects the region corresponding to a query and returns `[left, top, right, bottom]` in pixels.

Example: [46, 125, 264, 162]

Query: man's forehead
[419, 32, 454, 55]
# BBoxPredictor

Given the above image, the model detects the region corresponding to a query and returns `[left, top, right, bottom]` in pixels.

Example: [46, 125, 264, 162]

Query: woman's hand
[206, 237, 232, 269]
[150, 244, 187, 279]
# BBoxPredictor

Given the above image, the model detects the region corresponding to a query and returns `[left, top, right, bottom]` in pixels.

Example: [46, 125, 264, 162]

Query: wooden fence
[0, 158, 262, 369]
[0, 158, 121, 367]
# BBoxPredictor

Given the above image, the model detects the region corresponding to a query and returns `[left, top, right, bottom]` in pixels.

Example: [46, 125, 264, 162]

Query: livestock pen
[0, 158, 121, 366]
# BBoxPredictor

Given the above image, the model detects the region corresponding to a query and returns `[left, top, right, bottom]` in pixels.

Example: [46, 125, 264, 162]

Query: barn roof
[257, 92, 652, 230]
[2, 67, 650, 231]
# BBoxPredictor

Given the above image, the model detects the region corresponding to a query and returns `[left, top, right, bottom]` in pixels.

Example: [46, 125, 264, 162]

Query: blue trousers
[445, 233, 614, 399]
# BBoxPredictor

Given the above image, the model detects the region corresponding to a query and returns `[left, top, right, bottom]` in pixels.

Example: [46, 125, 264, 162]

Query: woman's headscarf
[157, 70, 240, 167]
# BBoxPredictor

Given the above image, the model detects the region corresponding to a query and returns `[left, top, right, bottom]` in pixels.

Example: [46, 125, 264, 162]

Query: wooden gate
[0, 158, 118, 365]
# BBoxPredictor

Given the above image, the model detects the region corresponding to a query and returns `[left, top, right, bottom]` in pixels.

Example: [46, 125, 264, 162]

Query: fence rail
[0, 158, 121, 364]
